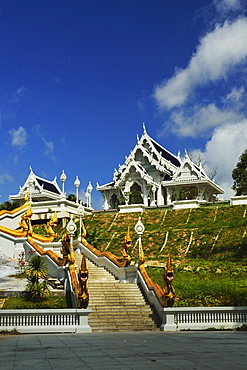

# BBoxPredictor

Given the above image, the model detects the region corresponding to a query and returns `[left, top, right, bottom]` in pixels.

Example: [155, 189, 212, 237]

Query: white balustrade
[160, 307, 247, 331]
[0, 309, 92, 333]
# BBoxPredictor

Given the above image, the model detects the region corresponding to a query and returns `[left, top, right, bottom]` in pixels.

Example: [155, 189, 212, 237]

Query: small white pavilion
[9, 167, 92, 221]
[97, 125, 224, 210]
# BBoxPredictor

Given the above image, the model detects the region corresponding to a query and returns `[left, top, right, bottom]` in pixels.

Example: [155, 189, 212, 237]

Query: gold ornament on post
[121, 226, 132, 266]
[163, 253, 175, 307]
[77, 254, 89, 309]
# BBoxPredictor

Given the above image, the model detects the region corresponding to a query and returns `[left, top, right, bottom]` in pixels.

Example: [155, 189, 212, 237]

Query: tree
[0, 200, 21, 211]
[67, 194, 76, 202]
[25, 255, 50, 302]
[232, 149, 247, 196]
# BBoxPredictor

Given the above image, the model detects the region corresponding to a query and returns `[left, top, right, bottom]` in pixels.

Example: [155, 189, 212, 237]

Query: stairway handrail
[0, 203, 27, 217]
[138, 264, 166, 307]
[27, 236, 65, 266]
[81, 237, 129, 268]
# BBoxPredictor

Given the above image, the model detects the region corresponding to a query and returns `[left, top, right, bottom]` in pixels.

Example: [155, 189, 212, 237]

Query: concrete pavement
[0, 331, 246, 369]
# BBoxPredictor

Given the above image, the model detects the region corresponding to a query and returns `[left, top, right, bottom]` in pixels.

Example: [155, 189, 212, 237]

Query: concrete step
[74, 255, 160, 331]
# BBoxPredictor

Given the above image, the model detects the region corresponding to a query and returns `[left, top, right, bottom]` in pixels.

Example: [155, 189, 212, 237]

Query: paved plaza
[0, 331, 246, 369]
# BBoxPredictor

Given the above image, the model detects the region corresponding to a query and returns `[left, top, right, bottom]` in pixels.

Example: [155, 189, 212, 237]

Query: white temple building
[9, 167, 64, 203]
[97, 125, 224, 210]
[9, 167, 92, 221]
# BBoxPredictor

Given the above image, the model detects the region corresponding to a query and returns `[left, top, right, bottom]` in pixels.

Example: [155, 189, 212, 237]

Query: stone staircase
[74, 254, 160, 332]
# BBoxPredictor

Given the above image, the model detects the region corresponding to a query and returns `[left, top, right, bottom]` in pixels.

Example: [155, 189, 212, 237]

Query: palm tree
[25, 255, 50, 302]
[25, 255, 48, 284]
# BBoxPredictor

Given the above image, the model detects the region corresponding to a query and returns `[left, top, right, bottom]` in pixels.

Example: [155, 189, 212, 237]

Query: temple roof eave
[96, 182, 116, 191]
[162, 178, 224, 194]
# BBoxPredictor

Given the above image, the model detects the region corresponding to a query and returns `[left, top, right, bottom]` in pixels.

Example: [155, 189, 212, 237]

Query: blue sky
[1, 0, 247, 208]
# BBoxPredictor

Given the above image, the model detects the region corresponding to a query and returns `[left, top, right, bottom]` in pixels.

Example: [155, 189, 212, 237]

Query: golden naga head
[124, 226, 132, 248]
[25, 204, 32, 219]
[49, 212, 58, 226]
[78, 254, 89, 282]
[163, 253, 174, 285]
[61, 232, 70, 248]
[24, 192, 29, 203]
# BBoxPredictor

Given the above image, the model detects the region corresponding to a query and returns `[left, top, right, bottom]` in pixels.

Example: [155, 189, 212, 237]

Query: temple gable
[97, 125, 224, 209]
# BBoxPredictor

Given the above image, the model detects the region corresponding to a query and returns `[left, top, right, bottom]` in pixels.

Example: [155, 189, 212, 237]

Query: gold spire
[24, 192, 29, 203]
[80, 254, 88, 274]
[81, 220, 87, 238]
[124, 226, 132, 245]
[26, 204, 32, 218]
[50, 211, 58, 224]
[166, 252, 173, 271]
[139, 239, 145, 265]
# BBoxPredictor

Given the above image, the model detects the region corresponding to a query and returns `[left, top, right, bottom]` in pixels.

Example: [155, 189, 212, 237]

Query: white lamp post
[28, 177, 33, 203]
[60, 170, 67, 197]
[66, 216, 77, 254]
[74, 176, 80, 204]
[85, 192, 89, 208]
[77, 203, 84, 241]
[87, 181, 93, 208]
[135, 217, 145, 265]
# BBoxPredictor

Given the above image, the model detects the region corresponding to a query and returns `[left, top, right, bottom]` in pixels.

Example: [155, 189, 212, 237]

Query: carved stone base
[231, 195, 247, 205]
[118, 204, 145, 213]
[173, 199, 200, 210]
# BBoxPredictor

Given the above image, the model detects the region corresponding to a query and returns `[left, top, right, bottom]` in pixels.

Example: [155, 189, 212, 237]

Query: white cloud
[43, 138, 56, 162]
[9, 126, 28, 148]
[168, 103, 243, 137]
[194, 119, 247, 199]
[154, 17, 247, 109]
[0, 173, 14, 184]
[224, 86, 245, 103]
[214, 0, 243, 13]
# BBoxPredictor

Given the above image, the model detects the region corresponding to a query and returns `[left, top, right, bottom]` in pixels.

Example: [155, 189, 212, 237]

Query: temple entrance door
[110, 194, 118, 209]
[130, 183, 143, 204]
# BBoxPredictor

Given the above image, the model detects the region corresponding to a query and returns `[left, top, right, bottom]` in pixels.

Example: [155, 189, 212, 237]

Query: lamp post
[74, 176, 80, 204]
[60, 170, 67, 197]
[77, 203, 84, 242]
[28, 177, 33, 203]
[85, 192, 89, 208]
[134, 217, 145, 265]
[66, 217, 77, 262]
[87, 181, 93, 208]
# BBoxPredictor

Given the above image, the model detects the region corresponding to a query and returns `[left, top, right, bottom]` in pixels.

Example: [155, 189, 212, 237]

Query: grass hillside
[33, 204, 247, 306]
[83, 204, 247, 264]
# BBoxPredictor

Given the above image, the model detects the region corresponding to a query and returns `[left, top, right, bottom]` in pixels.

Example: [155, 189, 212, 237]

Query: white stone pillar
[103, 192, 109, 210]
[157, 184, 164, 206]
[142, 184, 149, 206]
[166, 187, 172, 205]
[150, 185, 156, 206]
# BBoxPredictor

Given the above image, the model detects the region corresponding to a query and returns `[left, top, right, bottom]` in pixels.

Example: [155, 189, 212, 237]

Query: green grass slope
[83, 204, 247, 264]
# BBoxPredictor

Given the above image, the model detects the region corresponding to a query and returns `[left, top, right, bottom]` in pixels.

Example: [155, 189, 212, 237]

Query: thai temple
[9, 167, 64, 203]
[8, 167, 93, 225]
[97, 124, 224, 210]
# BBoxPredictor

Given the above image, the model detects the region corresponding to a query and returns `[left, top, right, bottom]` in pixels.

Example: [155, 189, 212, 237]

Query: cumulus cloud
[154, 17, 247, 109]
[168, 103, 243, 137]
[213, 0, 243, 13]
[9, 126, 28, 148]
[191, 119, 247, 198]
